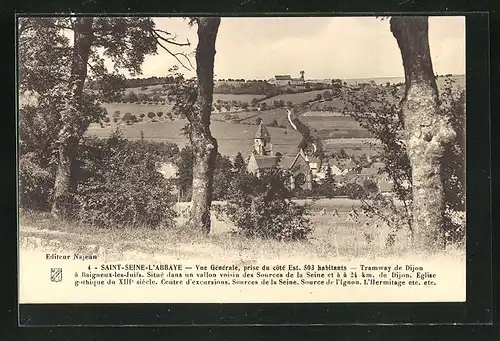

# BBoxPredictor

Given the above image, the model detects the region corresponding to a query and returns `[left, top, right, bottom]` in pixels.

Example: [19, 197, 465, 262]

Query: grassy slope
[87, 119, 303, 157]
[95, 75, 465, 157]
[213, 94, 266, 102]
[20, 204, 465, 262]
[102, 103, 173, 116]
[19, 202, 423, 261]
[259, 90, 326, 106]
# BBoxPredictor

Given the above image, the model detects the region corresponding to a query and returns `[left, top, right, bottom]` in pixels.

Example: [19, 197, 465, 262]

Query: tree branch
[153, 28, 173, 36]
[155, 39, 194, 71]
[86, 61, 104, 76]
[152, 29, 191, 47]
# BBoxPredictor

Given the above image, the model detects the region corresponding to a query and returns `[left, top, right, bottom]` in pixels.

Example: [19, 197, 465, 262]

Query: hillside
[87, 119, 303, 157]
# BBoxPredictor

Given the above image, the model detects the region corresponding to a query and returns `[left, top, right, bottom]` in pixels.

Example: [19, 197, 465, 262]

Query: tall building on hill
[269, 71, 305, 87]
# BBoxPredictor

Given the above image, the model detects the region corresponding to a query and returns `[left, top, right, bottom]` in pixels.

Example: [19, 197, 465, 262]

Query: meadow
[101, 102, 173, 116]
[19, 197, 418, 262]
[237, 108, 290, 126]
[87, 119, 303, 157]
[20, 194, 465, 263]
[259, 89, 326, 106]
[213, 93, 266, 103]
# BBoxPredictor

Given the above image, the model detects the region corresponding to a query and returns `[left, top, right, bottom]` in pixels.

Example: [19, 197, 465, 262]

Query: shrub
[268, 119, 278, 127]
[147, 111, 155, 119]
[122, 112, 134, 123]
[222, 168, 312, 241]
[75, 134, 177, 229]
[323, 90, 333, 100]
[342, 76, 465, 245]
[19, 153, 54, 210]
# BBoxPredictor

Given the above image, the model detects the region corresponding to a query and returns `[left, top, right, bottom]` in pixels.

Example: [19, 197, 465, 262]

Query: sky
[134, 16, 466, 80]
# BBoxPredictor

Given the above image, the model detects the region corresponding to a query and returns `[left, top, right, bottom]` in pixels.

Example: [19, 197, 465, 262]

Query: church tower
[254, 121, 274, 156]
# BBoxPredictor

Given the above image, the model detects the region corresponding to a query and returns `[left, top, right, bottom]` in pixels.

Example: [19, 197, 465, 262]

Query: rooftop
[279, 156, 296, 169]
[253, 155, 279, 169]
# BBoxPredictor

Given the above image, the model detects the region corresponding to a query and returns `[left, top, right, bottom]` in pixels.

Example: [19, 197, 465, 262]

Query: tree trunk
[390, 16, 456, 250]
[188, 17, 221, 234]
[52, 17, 94, 218]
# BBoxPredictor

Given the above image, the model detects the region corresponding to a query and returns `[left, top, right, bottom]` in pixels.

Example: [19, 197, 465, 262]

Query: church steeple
[254, 121, 273, 155]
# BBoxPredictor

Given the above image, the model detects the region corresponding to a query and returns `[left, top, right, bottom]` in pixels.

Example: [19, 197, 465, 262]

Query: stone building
[247, 122, 312, 190]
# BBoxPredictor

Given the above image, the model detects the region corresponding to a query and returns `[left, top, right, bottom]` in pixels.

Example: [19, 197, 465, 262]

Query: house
[270, 71, 305, 87]
[325, 158, 356, 175]
[287, 149, 313, 190]
[247, 122, 312, 190]
[247, 154, 279, 175]
[272, 75, 293, 87]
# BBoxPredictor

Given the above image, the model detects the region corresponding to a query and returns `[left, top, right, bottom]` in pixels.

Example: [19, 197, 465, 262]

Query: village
[151, 70, 403, 200]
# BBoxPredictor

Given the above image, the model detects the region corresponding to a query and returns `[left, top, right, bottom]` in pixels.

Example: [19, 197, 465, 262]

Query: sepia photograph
[18, 16, 467, 305]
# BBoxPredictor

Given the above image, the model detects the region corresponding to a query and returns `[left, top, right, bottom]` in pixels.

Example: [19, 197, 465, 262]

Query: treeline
[214, 81, 339, 97]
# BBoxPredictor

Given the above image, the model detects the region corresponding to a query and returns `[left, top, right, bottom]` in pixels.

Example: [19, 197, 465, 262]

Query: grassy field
[19, 208, 465, 304]
[301, 115, 364, 131]
[87, 119, 303, 157]
[259, 90, 326, 106]
[101, 102, 173, 117]
[238, 108, 290, 126]
[19, 201, 464, 262]
[213, 94, 266, 103]
[124, 84, 165, 95]
[18, 204, 410, 261]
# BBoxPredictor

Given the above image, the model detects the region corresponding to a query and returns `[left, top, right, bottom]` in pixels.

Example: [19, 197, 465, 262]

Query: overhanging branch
[155, 39, 194, 71]
[152, 29, 191, 47]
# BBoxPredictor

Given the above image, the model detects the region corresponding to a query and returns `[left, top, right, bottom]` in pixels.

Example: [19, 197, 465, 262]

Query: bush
[268, 119, 278, 127]
[222, 168, 312, 240]
[122, 112, 134, 124]
[75, 134, 177, 229]
[19, 153, 54, 210]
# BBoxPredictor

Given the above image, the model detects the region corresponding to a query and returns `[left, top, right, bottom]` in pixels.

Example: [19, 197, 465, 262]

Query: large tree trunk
[390, 16, 456, 250]
[52, 17, 94, 218]
[188, 17, 220, 234]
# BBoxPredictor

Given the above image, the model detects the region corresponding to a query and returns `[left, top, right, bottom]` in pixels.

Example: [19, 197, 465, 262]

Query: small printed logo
[50, 268, 63, 282]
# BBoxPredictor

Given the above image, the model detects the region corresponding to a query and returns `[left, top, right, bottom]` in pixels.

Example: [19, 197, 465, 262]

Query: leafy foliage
[340, 78, 465, 243]
[75, 132, 177, 229]
[222, 168, 312, 241]
[18, 18, 72, 95]
[19, 153, 54, 210]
